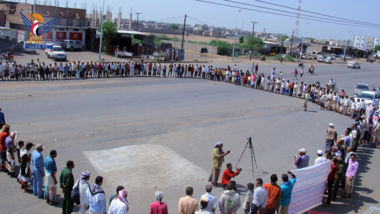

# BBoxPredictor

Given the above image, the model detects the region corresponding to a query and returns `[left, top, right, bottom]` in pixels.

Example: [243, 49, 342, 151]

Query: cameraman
[210, 142, 230, 187]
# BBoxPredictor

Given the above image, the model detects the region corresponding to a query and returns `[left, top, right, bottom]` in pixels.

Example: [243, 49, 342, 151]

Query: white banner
[288, 160, 331, 214]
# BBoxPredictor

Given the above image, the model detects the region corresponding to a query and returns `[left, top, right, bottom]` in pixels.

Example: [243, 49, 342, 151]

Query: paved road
[0, 61, 379, 214]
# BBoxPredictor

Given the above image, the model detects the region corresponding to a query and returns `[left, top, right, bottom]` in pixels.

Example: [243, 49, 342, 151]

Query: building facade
[0, 2, 87, 45]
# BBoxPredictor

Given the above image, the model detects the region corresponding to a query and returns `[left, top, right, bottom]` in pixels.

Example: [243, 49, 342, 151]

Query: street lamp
[98, 0, 105, 61]
[232, 9, 242, 62]
[344, 31, 351, 61]
[300, 22, 309, 60]
[136, 12, 142, 31]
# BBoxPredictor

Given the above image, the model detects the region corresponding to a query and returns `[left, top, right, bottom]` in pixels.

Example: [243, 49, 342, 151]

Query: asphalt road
[0, 61, 379, 214]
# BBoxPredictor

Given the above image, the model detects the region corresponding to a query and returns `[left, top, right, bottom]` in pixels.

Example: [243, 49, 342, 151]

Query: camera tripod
[235, 137, 258, 177]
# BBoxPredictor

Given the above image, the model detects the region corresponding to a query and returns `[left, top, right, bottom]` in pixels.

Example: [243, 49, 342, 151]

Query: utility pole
[250, 21, 258, 61]
[290, 30, 294, 54]
[135, 12, 142, 31]
[344, 39, 349, 61]
[181, 14, 187, 50]
[232, 9, 242, 62]
[98, 0, 105, 61]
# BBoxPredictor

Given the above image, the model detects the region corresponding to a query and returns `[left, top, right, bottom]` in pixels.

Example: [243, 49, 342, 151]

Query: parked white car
[324, 57, 332, 64]
[61, 40, 86, 51]
[45, 44, 67, 61]
[317, 56, 325, 62]
[347, 61, 360, 69]
[354, 91, 380, 107]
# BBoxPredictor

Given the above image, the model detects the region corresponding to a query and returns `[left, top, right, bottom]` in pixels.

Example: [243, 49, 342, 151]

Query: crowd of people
[0, 59, 260, 80]
[2, 113, 377, 213]
[1, 59, 379, 214]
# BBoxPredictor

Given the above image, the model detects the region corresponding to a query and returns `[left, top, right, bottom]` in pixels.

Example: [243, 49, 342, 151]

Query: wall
[0, 10, 5, 27]
[35, 5, 86, 19]
[162, 40, 217, 54]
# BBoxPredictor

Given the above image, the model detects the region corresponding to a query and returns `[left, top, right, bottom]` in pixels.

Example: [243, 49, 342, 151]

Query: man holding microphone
[209, 142, 230, 187]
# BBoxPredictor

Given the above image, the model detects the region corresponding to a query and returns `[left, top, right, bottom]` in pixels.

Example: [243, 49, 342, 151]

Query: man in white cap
[32, 144, 45, 198]
[325, 123, 337, 152]
[314, 150, 327, 165]
[209, 142, 230, 187]
[5, 131, 17, 176]
[294, 148, 309, 169]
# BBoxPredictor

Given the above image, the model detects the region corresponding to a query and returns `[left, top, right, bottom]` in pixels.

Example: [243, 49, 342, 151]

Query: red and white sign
[17, 30, 25, 43]
[42, 31, 53, 42]
[56, 32, 67, 42]
[69, 32, 83, 41]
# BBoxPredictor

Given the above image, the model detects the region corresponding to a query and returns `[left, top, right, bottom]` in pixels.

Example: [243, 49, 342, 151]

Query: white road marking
[83, 144, 208, 190]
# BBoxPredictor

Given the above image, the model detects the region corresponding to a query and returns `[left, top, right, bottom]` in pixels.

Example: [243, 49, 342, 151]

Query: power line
[153, 16, 184, 23]
[195, 0, 380, 28]
[253, 0, 380, 28]
[187, 16, 220, 29]
[224, 0, 380, 27]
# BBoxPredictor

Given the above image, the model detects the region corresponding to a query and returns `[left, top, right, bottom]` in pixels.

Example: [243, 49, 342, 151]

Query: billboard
[56, 32, 67, 42]
[288, 161, 331, 214]
[42, 31, 53, 42]
[69, 32, 83, 41]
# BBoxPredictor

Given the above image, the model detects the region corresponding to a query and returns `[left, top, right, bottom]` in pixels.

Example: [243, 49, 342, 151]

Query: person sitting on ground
[221, 163, 242, 189]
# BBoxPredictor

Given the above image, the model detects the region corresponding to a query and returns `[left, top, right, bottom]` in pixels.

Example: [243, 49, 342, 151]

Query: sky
[19, 0, 380, 40]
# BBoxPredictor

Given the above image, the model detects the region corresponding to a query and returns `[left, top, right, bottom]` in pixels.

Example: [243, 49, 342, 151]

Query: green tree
[168, 24, 179, 30]
[199, 30, 204, 34]
[131, 35, 143, 45]
[374, 45, 380, 52]
[98, 21, 117, 51]
[240, 36, 264, 49]
[154, 34, 169, 45]
[171, 37, 180, 42]
[209, 40, 233, 55]
[239, 35, 245, 43]
[281, 35, 289, 41]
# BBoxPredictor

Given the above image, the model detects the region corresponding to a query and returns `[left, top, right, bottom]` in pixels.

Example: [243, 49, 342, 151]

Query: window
[75, 41, 81, 45]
